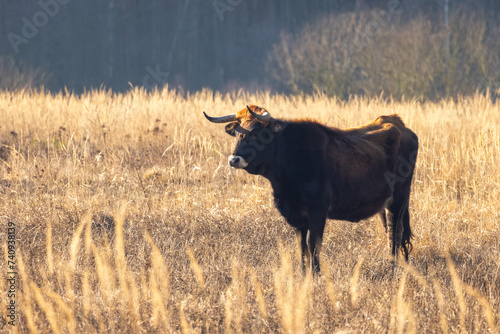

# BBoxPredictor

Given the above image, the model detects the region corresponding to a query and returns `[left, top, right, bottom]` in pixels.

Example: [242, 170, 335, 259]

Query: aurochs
[204, 105, 418, 272]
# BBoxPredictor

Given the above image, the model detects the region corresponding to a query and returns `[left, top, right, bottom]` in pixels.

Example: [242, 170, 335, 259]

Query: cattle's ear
[269, 119, 286, 133]
[225, 122, 239, 136]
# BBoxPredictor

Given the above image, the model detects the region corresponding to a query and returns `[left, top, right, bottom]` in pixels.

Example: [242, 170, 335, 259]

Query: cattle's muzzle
[228, 155, 248, 168]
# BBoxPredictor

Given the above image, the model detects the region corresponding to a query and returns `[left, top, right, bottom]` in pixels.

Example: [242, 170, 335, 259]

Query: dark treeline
[0, 0, 499, 97]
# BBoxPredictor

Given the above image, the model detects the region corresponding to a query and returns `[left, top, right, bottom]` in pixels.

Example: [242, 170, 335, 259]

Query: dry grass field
[0, 88, 499, 333]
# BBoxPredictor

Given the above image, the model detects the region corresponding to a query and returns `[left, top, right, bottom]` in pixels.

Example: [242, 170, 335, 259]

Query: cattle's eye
[225, 122, 239, 137]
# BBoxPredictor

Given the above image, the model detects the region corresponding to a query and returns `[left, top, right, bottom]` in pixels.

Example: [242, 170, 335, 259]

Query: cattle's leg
[307, 210, 327, 273]
[295, 227, 309, 272]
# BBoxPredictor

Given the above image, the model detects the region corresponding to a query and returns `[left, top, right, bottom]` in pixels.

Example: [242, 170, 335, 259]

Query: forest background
[1, 0, 499, 100]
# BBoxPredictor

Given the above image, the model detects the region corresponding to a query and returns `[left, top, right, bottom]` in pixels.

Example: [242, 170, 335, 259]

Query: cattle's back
[325, 115, 412, 208]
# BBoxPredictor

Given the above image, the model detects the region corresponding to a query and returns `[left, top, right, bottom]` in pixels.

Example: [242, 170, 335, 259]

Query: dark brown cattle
[204, 105, 418, 272]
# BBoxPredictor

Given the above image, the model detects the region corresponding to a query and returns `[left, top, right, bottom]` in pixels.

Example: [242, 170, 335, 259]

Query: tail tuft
[400, 209, 413, 261]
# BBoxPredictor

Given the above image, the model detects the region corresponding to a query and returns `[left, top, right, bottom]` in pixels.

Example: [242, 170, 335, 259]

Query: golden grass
[0, 88, 499, 333]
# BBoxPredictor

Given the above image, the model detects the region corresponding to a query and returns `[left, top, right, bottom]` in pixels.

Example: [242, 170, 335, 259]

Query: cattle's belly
[328, 196, 389, 222]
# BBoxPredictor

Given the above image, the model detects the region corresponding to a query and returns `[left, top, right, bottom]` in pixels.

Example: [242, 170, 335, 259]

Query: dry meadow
[0, 88, 499, 333]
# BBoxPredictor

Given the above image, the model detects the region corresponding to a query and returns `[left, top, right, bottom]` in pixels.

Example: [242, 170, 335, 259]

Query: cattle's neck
[255, 128, 289, 193]
[254, 120, 334, 201]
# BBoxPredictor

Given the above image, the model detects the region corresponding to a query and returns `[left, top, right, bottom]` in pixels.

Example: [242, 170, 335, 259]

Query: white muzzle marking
[228, 155, 248, 168]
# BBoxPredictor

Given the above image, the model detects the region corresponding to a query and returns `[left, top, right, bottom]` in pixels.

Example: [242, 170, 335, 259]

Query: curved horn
[203, 111, 237, 123]
[247, 105, 271, 123]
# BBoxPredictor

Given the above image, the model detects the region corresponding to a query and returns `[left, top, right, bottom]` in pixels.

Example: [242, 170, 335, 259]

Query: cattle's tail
[401, 207, 413, 260]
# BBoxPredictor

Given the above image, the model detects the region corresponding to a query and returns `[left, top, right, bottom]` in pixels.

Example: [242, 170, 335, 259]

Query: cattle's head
[203, 105, 285, 174]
